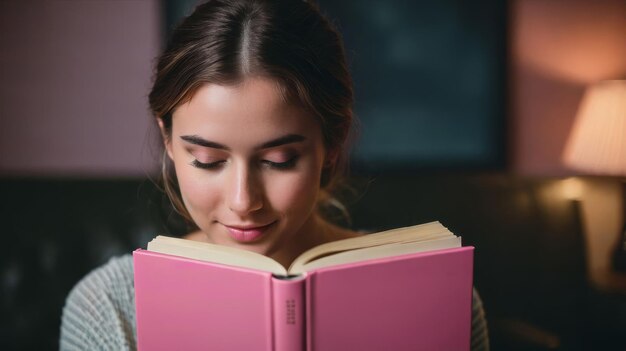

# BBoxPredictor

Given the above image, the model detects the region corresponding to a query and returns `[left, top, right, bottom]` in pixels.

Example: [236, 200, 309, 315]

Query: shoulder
[60, 254, 136, 350]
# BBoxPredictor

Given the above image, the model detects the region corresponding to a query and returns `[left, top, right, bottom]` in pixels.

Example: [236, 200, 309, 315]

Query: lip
[223, 222, 275, 243]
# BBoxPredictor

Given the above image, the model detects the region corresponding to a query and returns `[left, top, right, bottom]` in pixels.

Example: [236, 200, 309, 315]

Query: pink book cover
[133, 249, 275, 351]
[134, 246, 473, 350]
[305, 246, 474, 351]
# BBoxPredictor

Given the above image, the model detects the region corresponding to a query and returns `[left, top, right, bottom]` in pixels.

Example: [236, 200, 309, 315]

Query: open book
[134, 221, 474, 351]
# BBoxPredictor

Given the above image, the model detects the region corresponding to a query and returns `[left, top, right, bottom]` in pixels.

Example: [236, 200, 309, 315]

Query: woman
[60, 1, 489, 349]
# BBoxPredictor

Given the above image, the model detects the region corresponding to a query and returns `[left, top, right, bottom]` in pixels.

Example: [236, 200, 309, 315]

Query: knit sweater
[60, 254, 490, 350]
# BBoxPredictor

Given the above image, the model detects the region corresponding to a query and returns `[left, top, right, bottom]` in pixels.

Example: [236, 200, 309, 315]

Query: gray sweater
[60, 255, 489, 350]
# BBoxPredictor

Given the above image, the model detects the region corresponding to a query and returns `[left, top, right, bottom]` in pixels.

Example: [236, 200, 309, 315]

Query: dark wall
[317, 0, 508, 172]
[0, 179, 187, 350]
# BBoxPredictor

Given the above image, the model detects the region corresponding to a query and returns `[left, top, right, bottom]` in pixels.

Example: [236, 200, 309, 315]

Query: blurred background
[1, 0, 625, 349]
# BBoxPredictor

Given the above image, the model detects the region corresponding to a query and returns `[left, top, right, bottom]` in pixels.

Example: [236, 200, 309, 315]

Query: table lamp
[563, 80, 626, 272]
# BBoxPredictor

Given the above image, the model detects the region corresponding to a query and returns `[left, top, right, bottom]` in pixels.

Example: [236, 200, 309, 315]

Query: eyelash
[262, 156, 298, 170]
[190, 156, 299, 170]
[190, 160, 224, 170]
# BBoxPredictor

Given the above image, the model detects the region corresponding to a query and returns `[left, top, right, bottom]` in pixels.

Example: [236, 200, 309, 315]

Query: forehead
[172, 78, 319, 136]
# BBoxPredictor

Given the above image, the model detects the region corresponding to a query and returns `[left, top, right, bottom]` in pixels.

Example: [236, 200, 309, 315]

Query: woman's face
[162, 78, 327, 258]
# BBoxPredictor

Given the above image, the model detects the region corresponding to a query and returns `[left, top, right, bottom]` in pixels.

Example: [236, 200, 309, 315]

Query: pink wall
[0, 0, 161, 177]
[511, 0, 626, 176]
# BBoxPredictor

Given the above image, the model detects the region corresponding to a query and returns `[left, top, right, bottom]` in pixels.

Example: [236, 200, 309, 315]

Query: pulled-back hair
[149, 0, 354, 225]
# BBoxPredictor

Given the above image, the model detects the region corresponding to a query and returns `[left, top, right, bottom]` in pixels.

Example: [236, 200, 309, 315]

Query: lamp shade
[563, 80, 626, 176]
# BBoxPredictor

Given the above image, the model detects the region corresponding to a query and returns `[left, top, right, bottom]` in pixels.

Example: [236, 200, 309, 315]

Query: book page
[146, 221, 457, 277]
[288, 221, 452, 271]
[148, 236, 288, 275]
[291, 236, 461, 274]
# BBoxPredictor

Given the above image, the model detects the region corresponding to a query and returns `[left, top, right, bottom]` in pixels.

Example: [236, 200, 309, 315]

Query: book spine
[271, 275, 305, 351]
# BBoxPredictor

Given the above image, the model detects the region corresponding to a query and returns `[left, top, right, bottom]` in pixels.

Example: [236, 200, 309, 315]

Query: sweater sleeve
[60, 255, 137, 351]
[471, 287, 490, 351]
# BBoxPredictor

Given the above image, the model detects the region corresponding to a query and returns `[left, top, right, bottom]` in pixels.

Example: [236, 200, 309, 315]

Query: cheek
[265, 168, 322, 216]
[174, 163, 220, 217]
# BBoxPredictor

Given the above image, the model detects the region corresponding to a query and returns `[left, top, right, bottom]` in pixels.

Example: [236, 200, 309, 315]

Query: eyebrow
[180, 134, 306, 150]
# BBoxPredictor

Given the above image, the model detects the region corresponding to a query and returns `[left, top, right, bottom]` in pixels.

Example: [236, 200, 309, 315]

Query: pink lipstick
[224, 222, 274, 243]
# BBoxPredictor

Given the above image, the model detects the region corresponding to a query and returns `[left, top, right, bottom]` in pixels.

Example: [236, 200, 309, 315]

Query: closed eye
[190, 159, 225, 169]
[262, 156, 299, 170]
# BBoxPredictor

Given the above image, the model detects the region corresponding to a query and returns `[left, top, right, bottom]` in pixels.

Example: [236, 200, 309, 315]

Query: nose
[227, 163, 263, 215]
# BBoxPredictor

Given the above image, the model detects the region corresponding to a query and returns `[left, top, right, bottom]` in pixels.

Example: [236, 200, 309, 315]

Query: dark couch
[1, 174, 624, 350]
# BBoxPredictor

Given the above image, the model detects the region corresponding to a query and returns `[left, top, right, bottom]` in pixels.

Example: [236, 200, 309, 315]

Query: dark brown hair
[149, 0, 354, 224]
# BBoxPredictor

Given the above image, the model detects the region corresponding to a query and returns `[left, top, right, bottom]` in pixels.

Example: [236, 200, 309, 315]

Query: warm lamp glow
[561, 177, 585, 200]
[564, 80, 626, 176]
